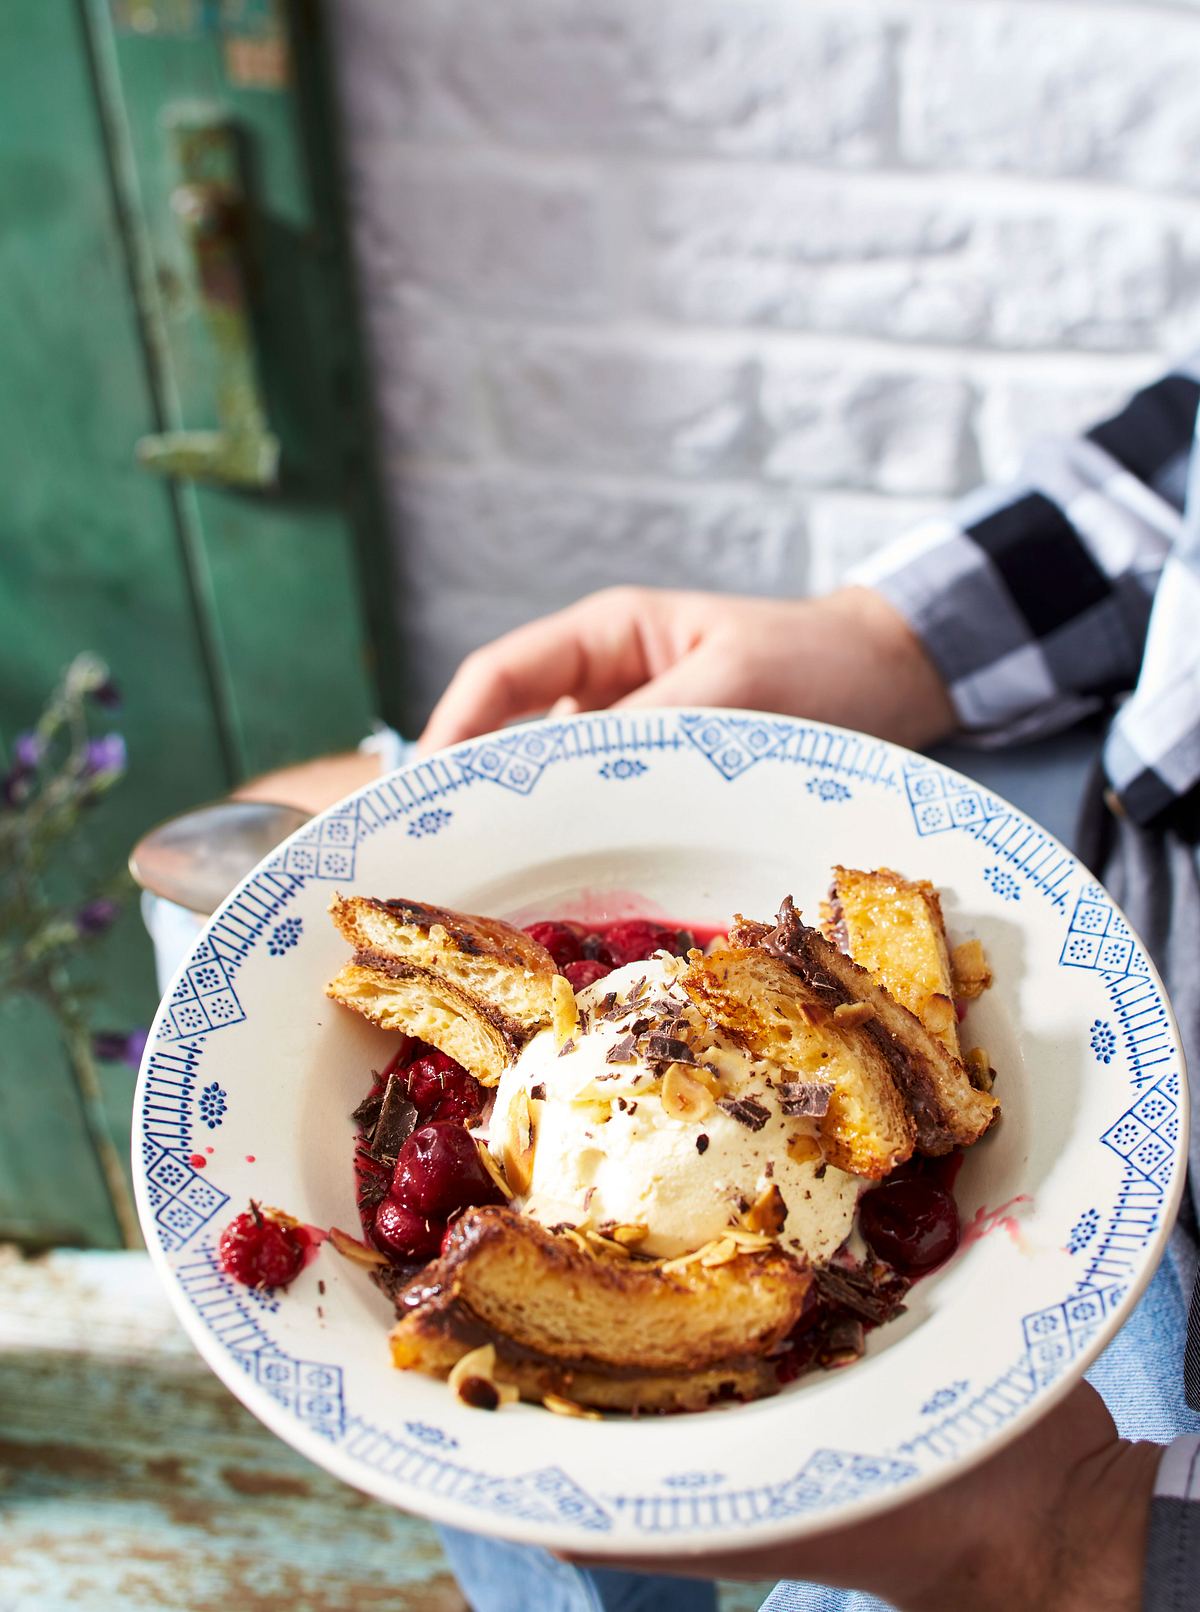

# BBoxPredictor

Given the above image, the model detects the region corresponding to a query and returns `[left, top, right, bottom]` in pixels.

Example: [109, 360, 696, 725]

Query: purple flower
[13, 732, 42, 769]
[76, 898, 120, 936]
[90, 678, 122, 710]
[83, 733, 126, 777]
[92, 1027, 149, 1067]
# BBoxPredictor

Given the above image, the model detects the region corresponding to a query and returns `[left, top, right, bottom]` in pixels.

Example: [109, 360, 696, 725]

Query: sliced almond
[921, 992, 956, 1035]
[327, 1224, 389, 1267]
[475, 1137, 515, 1200]
[952, 938, 993, 999]
[966, 1046, 995, 1093]
[551, 972, 580, 1048]
[661, 1063, 715, 1122]
[786, 1131, 824, 1167]
[448, 1343, 518, 1410]
[543, 1392, 601, 1421]
[743, 1182, 788, 1237]
[583, 1227, 629, 1258]
[833, 1001, 875, 1028]
[609, 1222, 649, 1248]
[503, 1089, 536, 1196]
[698, 1236, 739, 1267]
[723, 1226, 772, 1252]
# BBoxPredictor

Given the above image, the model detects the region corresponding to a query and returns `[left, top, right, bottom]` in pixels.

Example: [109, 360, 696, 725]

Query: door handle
[137, 110, 280, 489]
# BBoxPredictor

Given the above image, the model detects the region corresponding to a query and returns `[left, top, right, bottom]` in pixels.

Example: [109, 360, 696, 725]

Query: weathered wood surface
[0, 1250, 771, 1611]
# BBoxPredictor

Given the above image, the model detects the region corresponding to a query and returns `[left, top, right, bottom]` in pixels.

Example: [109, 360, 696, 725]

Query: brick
[348, 158, 609, 320]
[330, 0, 469, 142]
[487, 334, 757, 476]
[371, 0, 893, 162]
[644, 171, 1174, 351]
[760, 364, 976, 497]
[806, 495, 950, 597]
[388, 470, 807, 714]
[976, 371, 1151, 483]
[365, 288, 489, 462]
[901, 8, 1200, 193]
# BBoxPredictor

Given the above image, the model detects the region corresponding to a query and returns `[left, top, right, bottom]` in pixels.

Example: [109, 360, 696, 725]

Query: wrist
[817, 587, 957, 751]
[1045, 1438, 1159, 1612]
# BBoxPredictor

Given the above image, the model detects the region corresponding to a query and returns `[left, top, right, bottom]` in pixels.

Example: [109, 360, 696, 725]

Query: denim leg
[436, 1526, 717, 1612]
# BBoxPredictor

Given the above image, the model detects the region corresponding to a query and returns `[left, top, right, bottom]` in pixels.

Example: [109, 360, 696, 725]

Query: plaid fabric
[854, 353, 1200, 833]
[1145, 1437, 1200, 1611]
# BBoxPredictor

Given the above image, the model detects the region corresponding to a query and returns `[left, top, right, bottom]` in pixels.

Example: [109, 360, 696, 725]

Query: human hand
[418, 586, 955, 757]
[566, 1382, 1158, 1612]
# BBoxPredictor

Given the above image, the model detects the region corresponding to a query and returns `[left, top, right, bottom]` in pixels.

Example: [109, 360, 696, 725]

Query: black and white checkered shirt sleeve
[1145, 1435, 1200, 1609]
[852, 354, 1200, 829]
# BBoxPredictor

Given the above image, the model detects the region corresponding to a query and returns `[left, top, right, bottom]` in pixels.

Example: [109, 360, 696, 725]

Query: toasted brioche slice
[682, 944, 915, 1179]
[744, 899, 998, 1156]
[388, 1206, 810, 1405]
[824, 867, 960, 1057]
[326, 897, 555, 1085]
[390, 1294, 782, 1413]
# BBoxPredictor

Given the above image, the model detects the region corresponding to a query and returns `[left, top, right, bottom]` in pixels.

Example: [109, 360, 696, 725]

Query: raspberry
[373, 1196, 445, 1261]
[392, 1121, 505, 1219]
[218, 1203, 305, 1290]
[523, 920, 583, 969]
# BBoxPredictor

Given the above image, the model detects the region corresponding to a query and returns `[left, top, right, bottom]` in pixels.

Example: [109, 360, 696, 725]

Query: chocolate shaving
[606, 1034, 638, 1064]
[596, 992, 619, 1019]
[643, 1034, 695, 1065]
[557, 1038, 576, 1058]
[778, 1080, 833, 1118]
[696, 1133, 709, 1154]
[356, 1170, 390, 1212]
[717, 1095, 770, 1132]
[350, 1089, 384, 1135]
[371, 1074, 418, 1163]
[814, 1261, 909, 1326]
[817, 1314, 865, 1369]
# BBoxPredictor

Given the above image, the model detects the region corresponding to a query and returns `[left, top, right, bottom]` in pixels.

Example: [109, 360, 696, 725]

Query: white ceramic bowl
[132, 709, 1188, 1555]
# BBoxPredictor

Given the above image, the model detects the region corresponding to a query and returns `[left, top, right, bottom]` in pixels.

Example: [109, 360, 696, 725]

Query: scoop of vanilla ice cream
[488, 955, 862, 1261]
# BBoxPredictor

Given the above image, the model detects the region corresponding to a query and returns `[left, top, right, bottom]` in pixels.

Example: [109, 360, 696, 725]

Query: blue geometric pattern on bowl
[132, 710, 1186, 1541]
[407, 807, 453, 838]
[197, 1082, 227, 1129]
[805, 776, 851, 803]
[613, 1451, 920, 1533]
[276, 799, 361, 881]
[267, 917, 302, 956]
[984, 865, 1021, 902]
[599, 758, 648, 781]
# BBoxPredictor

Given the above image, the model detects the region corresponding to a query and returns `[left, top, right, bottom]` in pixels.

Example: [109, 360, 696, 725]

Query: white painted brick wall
[331, 0, 1200, 718]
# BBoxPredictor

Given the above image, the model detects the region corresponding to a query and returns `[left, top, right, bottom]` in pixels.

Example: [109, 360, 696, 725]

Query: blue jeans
[437, 1249, 1200, 1612]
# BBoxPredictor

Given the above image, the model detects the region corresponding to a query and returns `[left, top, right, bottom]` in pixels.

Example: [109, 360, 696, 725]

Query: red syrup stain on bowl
[958, 1195, 1032, 1253]
[245, 1154, 256, 1163]
[189, 1154, 206, 1169]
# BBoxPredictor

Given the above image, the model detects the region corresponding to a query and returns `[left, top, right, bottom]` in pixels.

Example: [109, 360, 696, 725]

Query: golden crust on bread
[733, 900, 998, 1157]
[682, 944, 916, 1179]
[326, 896, 556, 1085]
[386, 1205, 810, 1409]
[824, 866, 960, 1057]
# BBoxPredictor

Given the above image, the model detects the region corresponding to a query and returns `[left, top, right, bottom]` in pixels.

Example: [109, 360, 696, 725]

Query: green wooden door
[0, 0, 398, 1248]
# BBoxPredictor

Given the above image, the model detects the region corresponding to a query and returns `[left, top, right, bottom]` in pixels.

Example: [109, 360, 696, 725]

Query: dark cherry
[580, 931, 616, 965]
[859, 1179, 960, 1275]
[405, 1048, 485, 1124]
[563, 958, 612, 989]
[218, 1202, 306, 1290]
[524, 920, 583, 969]
[601, 918, 680, 966]
[373, 1196, 445, 1260]
[392, 1120, 505, 1219]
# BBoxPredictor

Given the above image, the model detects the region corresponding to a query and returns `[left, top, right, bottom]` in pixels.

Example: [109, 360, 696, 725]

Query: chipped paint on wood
[0, 1250, 772, 1611]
